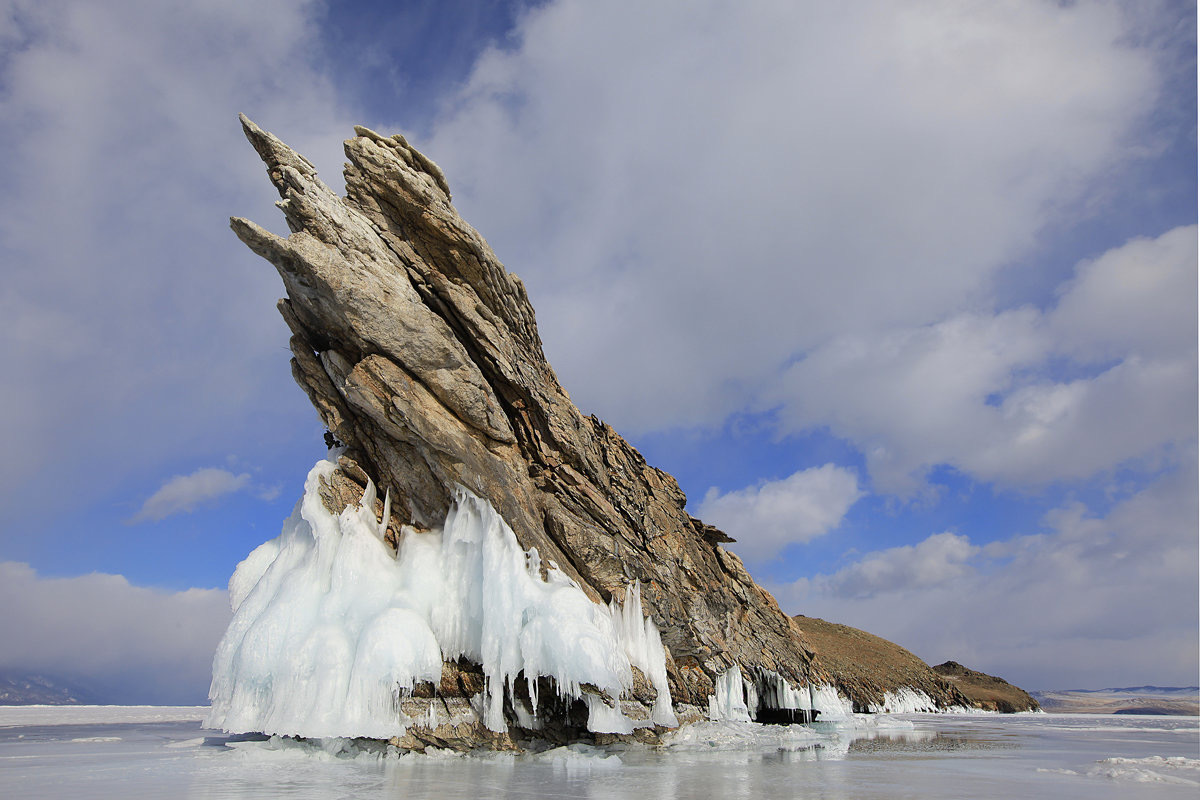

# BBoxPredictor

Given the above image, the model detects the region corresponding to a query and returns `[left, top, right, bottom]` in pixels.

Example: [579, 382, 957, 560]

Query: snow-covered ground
[0, 709, 1195, 799]
[0, 705, 206, 727]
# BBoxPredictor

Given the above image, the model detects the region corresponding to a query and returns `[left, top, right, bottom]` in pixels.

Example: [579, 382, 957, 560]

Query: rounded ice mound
[206, 458, 674, 740]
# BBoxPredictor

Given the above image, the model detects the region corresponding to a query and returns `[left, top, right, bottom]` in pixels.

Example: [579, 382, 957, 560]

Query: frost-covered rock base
[208, 458, 680, 745]
[206, 458, 942, 749]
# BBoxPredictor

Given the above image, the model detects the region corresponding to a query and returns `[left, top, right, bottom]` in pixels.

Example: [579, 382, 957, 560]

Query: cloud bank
[0, 562, 230, 704]
[0, 0, 352, 521]
[776, 225, 1197, 494]
[427, 0, 1168, 437]
[782, 460, 1200, 690]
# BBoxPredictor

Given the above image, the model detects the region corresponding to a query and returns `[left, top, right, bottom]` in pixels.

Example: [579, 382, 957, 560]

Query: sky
[0, 0, 1194, 704]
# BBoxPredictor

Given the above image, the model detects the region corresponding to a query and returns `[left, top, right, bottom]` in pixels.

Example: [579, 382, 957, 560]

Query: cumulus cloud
[426, 0, 1165, 435]
[696, 464, 862, 563]
[130, 467, 252, 523]
[1049, 224, 1198, 362]
[782, 464, 1199, 689]
[804, 532, 978, 599]
[0, 562, 230, 704]
[775, 225, 1197, 493]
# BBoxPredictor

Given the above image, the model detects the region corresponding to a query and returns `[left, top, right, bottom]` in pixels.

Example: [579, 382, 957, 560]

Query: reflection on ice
[2, 711, 1198, 799]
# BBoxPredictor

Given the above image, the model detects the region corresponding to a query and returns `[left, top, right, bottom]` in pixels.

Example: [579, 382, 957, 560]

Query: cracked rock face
[232, 115, 824, 721]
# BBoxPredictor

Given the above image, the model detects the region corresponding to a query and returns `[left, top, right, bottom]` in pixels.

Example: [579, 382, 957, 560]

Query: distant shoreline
[1032, 687, 1200, 716]
[0, 705, 208, 727]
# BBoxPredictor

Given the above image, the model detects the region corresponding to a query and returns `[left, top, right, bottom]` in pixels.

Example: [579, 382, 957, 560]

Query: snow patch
[1089, 755, 1200, 785]
[664, 718, 825, 751]
[0, 706, 207, 727]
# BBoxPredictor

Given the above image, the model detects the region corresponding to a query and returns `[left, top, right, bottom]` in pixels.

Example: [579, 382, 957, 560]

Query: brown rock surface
[931, 661, 1040, 713]
[231, 115, 827, 728]
[793, 615, 971, 711]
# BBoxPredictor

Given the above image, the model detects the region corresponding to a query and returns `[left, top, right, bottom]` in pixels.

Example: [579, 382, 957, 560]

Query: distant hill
[0, 671, 96, 705]
[1032, 686, 1199, 715]
[793, 615, 1036, 713]
[932, 661, 1040, 713]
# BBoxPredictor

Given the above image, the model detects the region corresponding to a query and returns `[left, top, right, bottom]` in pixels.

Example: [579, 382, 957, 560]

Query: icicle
[360, 477, 377, 520]
[708, 665, 751, 721]
[207, 458, 671, 740]
[379, 488, 391, 541]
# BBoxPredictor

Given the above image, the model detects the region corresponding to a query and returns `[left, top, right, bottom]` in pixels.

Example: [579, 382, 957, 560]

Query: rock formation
[228, 115, 836, 745]
[225, 116, 996, 747]
[793, 616, 972, 711]
[932, 661, 1040, 713]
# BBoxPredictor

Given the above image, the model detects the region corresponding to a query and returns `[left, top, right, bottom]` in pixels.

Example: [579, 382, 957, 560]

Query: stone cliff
[793, 616, 988, 712]
[231, 117, 1033, 746]
[231, 116, 830, 744]
[932, 661, 1040, 713]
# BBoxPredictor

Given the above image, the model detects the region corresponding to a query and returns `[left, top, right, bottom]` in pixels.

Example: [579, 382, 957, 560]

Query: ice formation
[867, 688, 940, 714]
[206, 457, 674, 739]
[708, 665, 752, 722]
[705, 665, 853, 723]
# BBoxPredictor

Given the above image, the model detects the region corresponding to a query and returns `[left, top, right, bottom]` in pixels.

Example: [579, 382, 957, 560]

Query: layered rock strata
[231, 116, 830, 742]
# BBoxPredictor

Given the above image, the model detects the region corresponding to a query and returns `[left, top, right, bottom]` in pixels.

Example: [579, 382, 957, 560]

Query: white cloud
[782, 463, 1199, 689]
[0, 562, 229, 704]
[804, 532, 978, 599]
[775, 225, 1197, 493]
[696, 464, 862, 563]
[1049, 224, 1198, 362]
[426, 0, 1164, 434]
[131, 467, 251, 523]
[0, 0, 351, 520]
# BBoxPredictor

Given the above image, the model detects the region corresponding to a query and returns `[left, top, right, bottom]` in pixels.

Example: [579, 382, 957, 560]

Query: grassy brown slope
[793, 615, 969, 712]
[932, 661, 1040, 712]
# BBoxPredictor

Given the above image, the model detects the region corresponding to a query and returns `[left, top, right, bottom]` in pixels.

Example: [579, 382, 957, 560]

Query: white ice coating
[747, 667, 813, 713]
[706, 665, 860, 722]
[810, 684, 855, 719]
[608, 582, 679, 728]
[708, 665, 752, 722]
[868, 687, 940, 714]
[206, 458, 674, 739]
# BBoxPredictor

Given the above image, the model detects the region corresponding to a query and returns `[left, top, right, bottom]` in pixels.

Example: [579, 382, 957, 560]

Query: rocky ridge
[792, 616, 972, 711]
[232, 116, 832, 746]
[0, 672, 93, 706]
[932, 662, 1040, 713]
[231, 117, 1033, 747]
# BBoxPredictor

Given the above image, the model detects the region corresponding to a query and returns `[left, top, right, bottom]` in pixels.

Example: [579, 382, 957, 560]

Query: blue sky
[0, 0, 1195, 704]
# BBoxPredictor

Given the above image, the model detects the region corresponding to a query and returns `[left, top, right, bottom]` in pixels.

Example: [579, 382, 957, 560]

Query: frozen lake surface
[1, 707, 1197, 798]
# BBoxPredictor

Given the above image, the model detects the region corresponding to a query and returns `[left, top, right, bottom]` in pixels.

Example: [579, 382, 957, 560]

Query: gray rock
[233, 115, 828, 743]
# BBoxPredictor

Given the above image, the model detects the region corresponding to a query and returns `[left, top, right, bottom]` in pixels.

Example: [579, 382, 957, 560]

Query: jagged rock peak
[231, 115, 822, 725]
